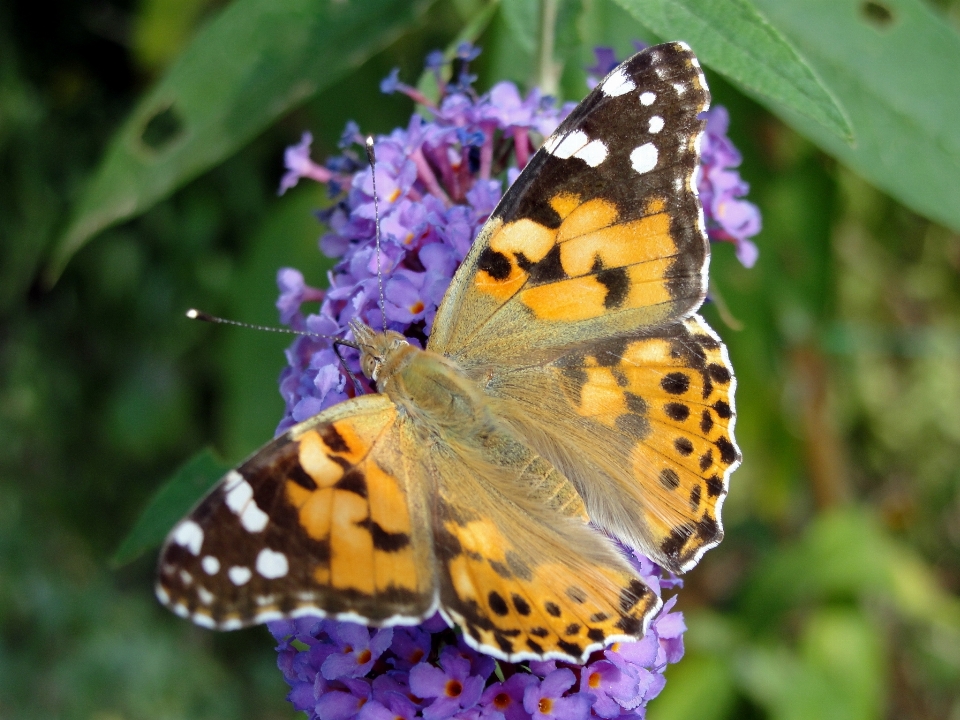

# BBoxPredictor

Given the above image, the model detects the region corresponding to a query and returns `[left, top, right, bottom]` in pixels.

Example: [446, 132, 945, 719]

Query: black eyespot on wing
[664, 402, 690, 421]
[716, 436, 738, 465]
[708, 363, 731, 384]
[512, 594, 531, 615]
[689, 484, 701, 510]
[659, 468, 680, 489]
[488, 591, 509, 616]
[706, 474, 723, 497]
[661, 372, 690, 395]
[700, 410, 714, 434]
[713, 400, 732, 418]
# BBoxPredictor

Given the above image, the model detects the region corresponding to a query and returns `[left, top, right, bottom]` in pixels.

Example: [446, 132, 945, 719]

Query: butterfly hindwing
[430, 42, 710, 368]
[156, 394, 438, 629]
[484, 315, 738, 573]
[428, 424, 661, 662]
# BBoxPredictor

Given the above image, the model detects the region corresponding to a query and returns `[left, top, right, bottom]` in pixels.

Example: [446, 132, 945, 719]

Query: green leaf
[500, 0, 538, 53]
[48, 0, 436, 284]
[647, 652, 737, 720]
[751, 0, 960, 232]
[609, 0, 853, 141]
[112, 448, 229, 567]
[740, 610, 885, 720]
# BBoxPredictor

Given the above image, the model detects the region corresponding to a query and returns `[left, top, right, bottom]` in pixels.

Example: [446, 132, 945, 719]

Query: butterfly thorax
[351, 320, 491, 433]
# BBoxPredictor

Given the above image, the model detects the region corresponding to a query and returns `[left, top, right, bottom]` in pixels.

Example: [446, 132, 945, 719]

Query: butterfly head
[349, 319, 412, 386]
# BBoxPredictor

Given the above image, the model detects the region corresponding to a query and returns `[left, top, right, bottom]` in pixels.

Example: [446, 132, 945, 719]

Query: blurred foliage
[1, 0, 959, 719]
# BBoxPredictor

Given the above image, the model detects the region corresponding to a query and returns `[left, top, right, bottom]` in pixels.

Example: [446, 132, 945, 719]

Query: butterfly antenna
[365, 136, 388, 334]
[185, 309, 360, 349]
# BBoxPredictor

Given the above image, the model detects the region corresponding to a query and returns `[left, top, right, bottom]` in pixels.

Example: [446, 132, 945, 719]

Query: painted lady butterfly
[157, 42, 740, 663]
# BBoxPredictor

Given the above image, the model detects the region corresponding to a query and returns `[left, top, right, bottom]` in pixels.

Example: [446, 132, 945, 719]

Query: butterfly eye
[361, 354, 379, 380]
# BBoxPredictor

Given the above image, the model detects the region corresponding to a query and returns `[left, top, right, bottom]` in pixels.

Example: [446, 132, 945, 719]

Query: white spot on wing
[228, 566, 252, 586]
[193, 613, 216, 628]
[240, 502, 269, 533]
[573, 139, 608, 167]
[179, 570, 193, 586]
[221, 618, 244, 630]
[549, 130, 589, 159]
[224, 475, 253, 512]
[201, 556, 221, 575]
[543, 134, 561, 153]
[197, 586, 215, 605]
[172, 603, 190, 618]
[172, 520, 204, 555]
[648, 116, 664, 134]
[673, 82, 687, 96]
[639, 92, 656, 106]
[600, 68, 635, 97]
[630, 143, 659, 174]
[224, 469, 244, 491]
[224, 475, 269, 533]
[256, 548, 289, 579]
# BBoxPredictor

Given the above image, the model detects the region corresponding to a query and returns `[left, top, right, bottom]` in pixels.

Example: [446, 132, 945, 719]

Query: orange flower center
[539, 698, 553, 714]
[493, 692, 511, 709]
[588, 672, 602, 689]
[409, 300, 425, 314]
[357, 649, 372, 664]
[445, 680, 463, 697]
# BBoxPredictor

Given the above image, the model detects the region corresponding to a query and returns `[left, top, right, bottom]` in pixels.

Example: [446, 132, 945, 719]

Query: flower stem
[536, 0, 561, 97]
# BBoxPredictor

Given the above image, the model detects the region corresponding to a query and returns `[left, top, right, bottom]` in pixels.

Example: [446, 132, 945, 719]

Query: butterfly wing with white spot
[156, 393, 439, 629]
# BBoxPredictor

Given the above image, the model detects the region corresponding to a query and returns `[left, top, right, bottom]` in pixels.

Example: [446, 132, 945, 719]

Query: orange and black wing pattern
[430, 42, 711, 367]
[156, 394, 438, 629]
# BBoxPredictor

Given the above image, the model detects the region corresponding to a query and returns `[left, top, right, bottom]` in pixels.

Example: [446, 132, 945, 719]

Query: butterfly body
[157, 41, 740, 663]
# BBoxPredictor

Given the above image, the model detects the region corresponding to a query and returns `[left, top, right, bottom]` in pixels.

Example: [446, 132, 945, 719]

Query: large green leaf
[112, 448, 229, 566]
[752, 0, 960, 232]
[610, 0, 852, 141]
[48, 0, 435, 283]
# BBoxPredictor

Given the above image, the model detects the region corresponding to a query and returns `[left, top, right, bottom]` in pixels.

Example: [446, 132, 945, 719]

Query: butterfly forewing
[156, 394, 438, 629]
[430, 42, 710, 366]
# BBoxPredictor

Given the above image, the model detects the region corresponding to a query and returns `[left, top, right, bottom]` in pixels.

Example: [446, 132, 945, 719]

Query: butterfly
[156, 41, 740, 663]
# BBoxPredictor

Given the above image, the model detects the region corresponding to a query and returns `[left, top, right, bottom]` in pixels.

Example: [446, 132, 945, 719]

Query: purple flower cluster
[274, 44, 574, 432]
[270, 548, 685, 720]
[587, 46, 761, 267]
[269, 44, 756, 719]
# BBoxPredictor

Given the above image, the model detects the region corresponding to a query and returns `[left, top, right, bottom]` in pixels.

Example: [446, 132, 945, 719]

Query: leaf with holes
[47, 0, 436, 284]
[751, 0, 960, 233]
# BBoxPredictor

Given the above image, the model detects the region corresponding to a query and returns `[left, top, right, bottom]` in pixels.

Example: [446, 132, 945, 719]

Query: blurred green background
[2, 0, 960, 718]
